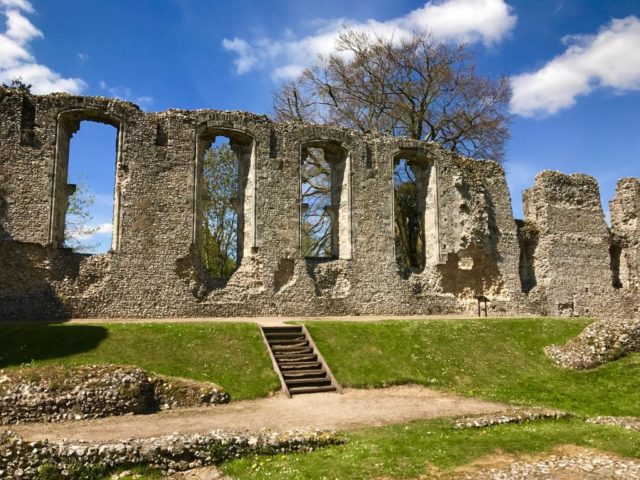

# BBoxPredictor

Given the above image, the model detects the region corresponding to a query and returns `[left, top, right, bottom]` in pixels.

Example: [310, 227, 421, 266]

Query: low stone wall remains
[0, 429, 341, 480]
[545, 318, 640, 369]
[0, 365, 229, 425]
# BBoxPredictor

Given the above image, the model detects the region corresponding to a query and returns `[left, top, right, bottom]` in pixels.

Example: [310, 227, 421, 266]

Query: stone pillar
[523, 171, 612, 316]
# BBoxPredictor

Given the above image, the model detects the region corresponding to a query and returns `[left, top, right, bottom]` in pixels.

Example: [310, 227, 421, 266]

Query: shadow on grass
[0, 324, 108, 368]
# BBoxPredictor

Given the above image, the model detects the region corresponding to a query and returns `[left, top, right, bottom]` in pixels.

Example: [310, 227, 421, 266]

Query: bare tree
[394, 159, 425, 271]
[274, 30, 511, 162]
[300, 148, 332, 258]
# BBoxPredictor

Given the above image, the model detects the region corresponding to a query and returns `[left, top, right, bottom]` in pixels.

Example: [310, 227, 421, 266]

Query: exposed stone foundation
[0, 88, 638, 319]
[545, 318, 640, 369]
[0, 365, 229, 425]
[0, 429, 341, 479]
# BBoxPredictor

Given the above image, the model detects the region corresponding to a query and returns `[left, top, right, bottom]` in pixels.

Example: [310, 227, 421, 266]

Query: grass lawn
[221, 417, 640, 479]
[305, 318, 640, 416]
[0, 322, 279, 400]
[2, 318, 639, 479]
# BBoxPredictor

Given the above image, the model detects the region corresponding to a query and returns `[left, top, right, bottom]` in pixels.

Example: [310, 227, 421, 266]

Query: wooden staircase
[261, 325, 342, 397]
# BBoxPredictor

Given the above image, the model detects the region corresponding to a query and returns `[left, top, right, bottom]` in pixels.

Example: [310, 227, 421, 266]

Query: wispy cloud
[70, 222, 113, 241]
[99, 80, 154, 108]
[223, 0, 517, 80]
[511, 16, 640, 117]
[0, 0, 85, 93]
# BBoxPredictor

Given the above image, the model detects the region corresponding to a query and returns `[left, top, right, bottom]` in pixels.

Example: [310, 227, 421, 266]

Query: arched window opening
[394, 157, 426, 272]
[300, 142, 351, 259]
[51, 113, 120, 254]
[197, 130, 254, 282]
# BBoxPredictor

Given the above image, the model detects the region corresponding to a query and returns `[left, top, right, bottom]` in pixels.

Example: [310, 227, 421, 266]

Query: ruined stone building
[0, 88, 638, 320]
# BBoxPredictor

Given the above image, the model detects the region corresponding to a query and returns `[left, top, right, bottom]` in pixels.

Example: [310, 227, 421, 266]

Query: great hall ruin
[0, 87, 639, 320]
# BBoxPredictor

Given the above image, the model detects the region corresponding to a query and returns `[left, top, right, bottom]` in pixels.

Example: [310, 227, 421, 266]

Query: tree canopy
[273, 31, 511, 162]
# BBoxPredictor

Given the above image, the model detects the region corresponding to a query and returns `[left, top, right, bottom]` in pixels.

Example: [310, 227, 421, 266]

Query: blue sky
[1, 0, 639, 251]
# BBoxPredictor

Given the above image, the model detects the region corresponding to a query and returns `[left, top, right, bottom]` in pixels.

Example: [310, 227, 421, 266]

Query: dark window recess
[610, 240, 623, 289]
[155, 122, 168, 146]
[19, 97, 37, 147]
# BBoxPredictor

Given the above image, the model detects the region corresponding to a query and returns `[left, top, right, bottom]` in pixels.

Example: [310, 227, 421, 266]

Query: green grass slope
[0, 322, 279, 400]
[306, 318, 640, 416]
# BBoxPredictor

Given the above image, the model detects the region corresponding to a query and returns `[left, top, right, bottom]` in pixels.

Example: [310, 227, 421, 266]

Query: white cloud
[70, 223, 112, 241]
[5, 8, 39, 42]
[511, 16, 640, 117]
[223, 0, 517, 80]
[222, 38, 257, 74]
[0, 0, 33, 13]
[98, 80, 154, 108]
[78, 52, 89, 62]
[0, 2, 85, 94]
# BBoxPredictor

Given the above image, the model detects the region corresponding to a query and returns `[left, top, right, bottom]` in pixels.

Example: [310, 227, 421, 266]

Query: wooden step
[285, 377, 331, 386]
[271, 342, 311, 351]
[273, 352, 318, 363]
[272, 347, 313, 355]
[288, 385, 336, 395]
[265, 332, 306, 339]
[262, 326, 302, 334]
[268, 338, 308, 345]
[278, 361, 322, 370]
[271, 343, 311, 353]
[283, 373, 327, 381]
[283, 369, 326, 377]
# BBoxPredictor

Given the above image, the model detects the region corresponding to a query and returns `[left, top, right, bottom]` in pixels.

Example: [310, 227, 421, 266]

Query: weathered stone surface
[610, 178, 640, 292]
[0, 88, 638, 319]
[0, 365, 229, 425]
[520, 171, 638, 318]
[0, 429, 341, 480]
[454, 408, 573, 429]
[545, 317, 640, 369]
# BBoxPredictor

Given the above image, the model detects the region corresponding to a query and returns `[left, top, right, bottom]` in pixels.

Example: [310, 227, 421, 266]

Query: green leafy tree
[200, 144, 239, 278]
[64, 179, 99, 253]
[3, 77, 32, 93]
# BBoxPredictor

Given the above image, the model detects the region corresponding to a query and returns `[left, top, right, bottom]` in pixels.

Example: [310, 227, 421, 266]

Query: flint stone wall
[0, 88, 638, 319]
[0, 429, 341, 479]
[0, 365, 229, 425]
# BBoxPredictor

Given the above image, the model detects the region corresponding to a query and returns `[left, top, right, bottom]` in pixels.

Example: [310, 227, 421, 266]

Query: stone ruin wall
[0, 87, 638, 320]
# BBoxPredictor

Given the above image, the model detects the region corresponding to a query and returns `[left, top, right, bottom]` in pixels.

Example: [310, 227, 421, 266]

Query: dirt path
[13, 385, 504, 442]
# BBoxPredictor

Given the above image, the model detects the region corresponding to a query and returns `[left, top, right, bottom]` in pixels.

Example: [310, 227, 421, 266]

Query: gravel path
[444, 446, 640, 479]
[12, 385, 503, 442]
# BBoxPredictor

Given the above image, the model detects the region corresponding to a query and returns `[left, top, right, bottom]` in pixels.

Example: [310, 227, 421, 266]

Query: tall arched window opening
[393, 151, 439, 274]
[394, 157, 426, 272]
[51, 112, 120, 254]
[196, 130, 255, 282]
[300, 142, 351, 259]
